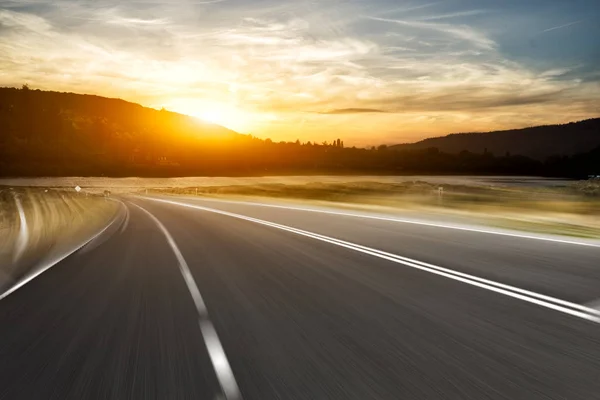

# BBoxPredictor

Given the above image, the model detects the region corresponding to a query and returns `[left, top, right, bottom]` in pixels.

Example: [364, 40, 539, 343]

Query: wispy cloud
[320, 108, 388, 114]
[541, 20, 583, 33]
[380, 2, 441, 16]
[367, 16, 495, 49]
[107, 17, 169, 26]
[417, 10, 487, 21]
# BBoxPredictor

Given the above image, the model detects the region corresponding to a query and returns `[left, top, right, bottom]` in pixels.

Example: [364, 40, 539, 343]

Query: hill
[390, 119, 600, 160]
[0, 86, 246, 175]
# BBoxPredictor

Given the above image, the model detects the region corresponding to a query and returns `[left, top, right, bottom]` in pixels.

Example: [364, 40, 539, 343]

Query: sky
[0, 0, 599, 145]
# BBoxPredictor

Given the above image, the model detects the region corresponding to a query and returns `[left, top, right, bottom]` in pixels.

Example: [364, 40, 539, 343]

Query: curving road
[1, 195, 600, 399]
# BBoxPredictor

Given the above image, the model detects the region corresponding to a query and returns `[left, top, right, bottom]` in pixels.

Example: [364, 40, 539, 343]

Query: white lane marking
[584, 299, 600, 312]
[12, 193, 29, 264]
[200, 320, 242, 400]
[119, 204, 130, 234]
[131, 203, 206, 314]
[180, 197, 600, 248]
[79, 207, 126, 256]
[146, 197, 600, 324]
[131, 203, 242, 400]
[0, 203, 124, 301]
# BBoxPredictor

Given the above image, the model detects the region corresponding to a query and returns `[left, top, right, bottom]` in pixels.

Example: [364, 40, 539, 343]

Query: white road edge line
[183, 197, 600, 248]
[0, 201, 125, 301]
[119, 204, 130, 234]
[145, 197, 600, 324]
[131, 203, 242, 400]
[12, 193, 29, 264]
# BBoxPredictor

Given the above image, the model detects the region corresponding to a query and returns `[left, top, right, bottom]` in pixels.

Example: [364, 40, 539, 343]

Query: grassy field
[148, 179, 600, 239]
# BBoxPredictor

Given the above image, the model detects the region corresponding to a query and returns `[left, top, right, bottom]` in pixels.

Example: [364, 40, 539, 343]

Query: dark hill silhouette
[1, 87, 598, 178]
[0, 86, 238, 139]
[390, 119, 600, 160]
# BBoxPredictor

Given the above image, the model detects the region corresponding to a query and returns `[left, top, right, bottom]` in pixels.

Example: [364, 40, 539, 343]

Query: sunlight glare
[165, 98, 251, 133]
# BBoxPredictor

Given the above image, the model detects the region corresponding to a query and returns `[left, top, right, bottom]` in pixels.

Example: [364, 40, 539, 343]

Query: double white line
[145, 197, 600, 324]
[178, 198, 600, 248]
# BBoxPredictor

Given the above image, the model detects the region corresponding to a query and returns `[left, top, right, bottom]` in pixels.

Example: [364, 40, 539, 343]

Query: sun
[165, 98, 250, 132]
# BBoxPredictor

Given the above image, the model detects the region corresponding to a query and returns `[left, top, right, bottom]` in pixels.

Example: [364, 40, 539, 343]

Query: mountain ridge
[391, 118, 600, 160]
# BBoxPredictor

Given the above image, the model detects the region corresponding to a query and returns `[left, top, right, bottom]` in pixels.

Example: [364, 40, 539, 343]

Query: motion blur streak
[144, 197, 600, 323]
[11, 193, 29, 264]
[0, 202, 122, 301]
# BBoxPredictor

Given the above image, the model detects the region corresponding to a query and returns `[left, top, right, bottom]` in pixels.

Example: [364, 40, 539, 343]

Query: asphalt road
[1, 195, 600, 399]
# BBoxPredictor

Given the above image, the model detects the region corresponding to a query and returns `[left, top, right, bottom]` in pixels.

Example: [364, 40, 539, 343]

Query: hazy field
[147, 178, 600, 240]
[2, 176, 597, 240]
[0, 175, 575, 192]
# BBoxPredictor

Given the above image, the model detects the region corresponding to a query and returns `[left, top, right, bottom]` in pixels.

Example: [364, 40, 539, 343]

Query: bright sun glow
[198, 107, 227, 126]
[164, 98, 252, 133]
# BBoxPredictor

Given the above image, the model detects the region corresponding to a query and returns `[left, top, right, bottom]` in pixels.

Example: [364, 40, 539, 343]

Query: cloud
[319, 108, 388, 114]
[371, 88, 571, 112]
[539, 68, 572, 78]
[416, 10, 487, 21]
[379, 2, 441, 16]
[541, 20, 583, 33]
[107, 17, 170, 27]
[367, 16, 495, 50]
[0, 9, 52, 33]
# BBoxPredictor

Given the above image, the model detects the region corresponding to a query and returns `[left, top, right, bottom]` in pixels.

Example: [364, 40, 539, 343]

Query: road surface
[1, 195, 599, 399]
